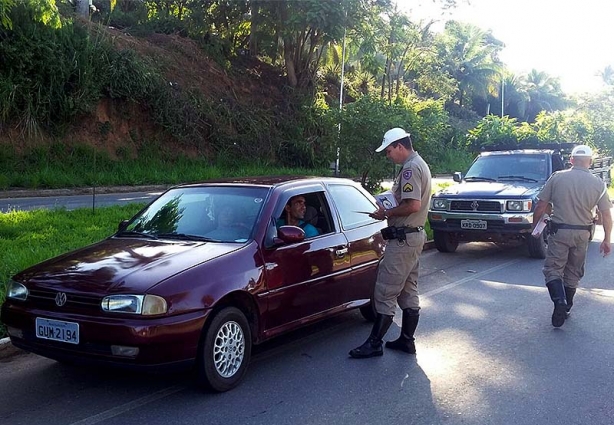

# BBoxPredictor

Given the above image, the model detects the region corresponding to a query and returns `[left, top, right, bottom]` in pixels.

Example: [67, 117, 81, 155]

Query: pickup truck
[428, 144, 612, 258]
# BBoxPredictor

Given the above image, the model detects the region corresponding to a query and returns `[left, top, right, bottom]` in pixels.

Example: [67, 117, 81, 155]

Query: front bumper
[428, 210, 534, 234]
[1, 302, 210, 370]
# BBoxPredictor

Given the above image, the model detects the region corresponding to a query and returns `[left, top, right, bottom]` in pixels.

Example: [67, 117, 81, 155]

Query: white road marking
[421, 259, 522, 300]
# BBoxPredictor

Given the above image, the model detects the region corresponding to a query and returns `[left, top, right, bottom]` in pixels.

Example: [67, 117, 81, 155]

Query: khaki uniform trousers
[543, 229, 590, 288]
[374, 231, 426, 315]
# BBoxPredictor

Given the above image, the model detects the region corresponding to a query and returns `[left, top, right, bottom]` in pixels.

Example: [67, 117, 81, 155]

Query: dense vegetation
[1, 1, 613, 192]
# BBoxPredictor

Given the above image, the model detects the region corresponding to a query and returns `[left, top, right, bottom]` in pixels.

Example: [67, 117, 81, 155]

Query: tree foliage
[2, 0, 612, 187]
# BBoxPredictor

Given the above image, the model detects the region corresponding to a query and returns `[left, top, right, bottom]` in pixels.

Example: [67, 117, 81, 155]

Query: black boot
[546, 279, 567, 327]
[385, 308, 419, 354]
[565, 286, 576, 316]
[349, 314, 393, 358]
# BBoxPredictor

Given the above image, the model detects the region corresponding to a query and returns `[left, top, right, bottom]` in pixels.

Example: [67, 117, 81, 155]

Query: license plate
[35, 317, 79, 345]
[460, 219, 487, 230]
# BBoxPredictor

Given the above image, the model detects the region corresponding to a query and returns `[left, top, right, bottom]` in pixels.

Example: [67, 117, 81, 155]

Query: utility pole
[76, 0, 90, 18]
[334, 9, 347, 177]
[501, 77, 505, 117]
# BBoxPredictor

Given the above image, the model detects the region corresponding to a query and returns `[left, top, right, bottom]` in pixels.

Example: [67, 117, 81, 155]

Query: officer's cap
[376, 128, 411, 153]
[571, 145, 593, 158]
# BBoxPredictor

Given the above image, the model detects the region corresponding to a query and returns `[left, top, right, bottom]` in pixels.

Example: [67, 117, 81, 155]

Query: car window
[276, 191, 333, 237]
[125, 186, 267, 242]
[328, 184, 378, 230]
[466, 154, 549, 181]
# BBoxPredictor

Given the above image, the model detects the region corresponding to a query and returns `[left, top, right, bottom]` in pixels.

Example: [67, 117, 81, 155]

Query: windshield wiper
[464, 176, 497, 182]
[497, 175, 538, 182]
[157, 233, 220, 242]
[115, 230, 158, 240]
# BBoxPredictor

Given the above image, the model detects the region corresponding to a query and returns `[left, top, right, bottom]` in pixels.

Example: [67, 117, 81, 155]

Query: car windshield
[121, 186, 269, 243]
[465, 154, 549, 182]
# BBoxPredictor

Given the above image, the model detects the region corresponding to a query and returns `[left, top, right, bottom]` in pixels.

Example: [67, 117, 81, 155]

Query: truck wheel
[527, 234, 547, 259]
[196, 307, 252, 392]
[433, 230, 458, 253]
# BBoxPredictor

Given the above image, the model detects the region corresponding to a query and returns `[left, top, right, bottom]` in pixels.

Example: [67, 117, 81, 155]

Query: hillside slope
[3, 25, 290, 160]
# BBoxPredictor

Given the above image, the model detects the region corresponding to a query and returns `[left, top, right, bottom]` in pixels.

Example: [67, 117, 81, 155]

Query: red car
[1, 177, 386, 391]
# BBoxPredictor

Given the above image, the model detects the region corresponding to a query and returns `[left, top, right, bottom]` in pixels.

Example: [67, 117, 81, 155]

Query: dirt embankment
[1, 25, 288, 161]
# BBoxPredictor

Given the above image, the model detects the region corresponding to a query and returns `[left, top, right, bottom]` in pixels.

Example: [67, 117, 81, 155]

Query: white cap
[375, 128, 411, 152]
[571, 145, 593, 158]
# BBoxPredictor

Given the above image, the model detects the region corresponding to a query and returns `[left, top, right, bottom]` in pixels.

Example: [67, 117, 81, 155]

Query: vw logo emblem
[471, 200, 479, 211]
[55, 292, 67, 307]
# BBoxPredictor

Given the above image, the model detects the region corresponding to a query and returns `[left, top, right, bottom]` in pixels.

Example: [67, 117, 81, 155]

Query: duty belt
[403, 226, 424, 233]
[549, 222, 593, 231]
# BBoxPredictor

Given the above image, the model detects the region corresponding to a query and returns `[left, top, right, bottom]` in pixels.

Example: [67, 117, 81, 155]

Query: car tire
[433, 230, 458, 253]
[527, 233, 547, 259]
[196, 307, 252, 392]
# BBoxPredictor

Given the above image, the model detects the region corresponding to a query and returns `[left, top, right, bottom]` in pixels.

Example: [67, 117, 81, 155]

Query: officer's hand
[369, 206, 386, 221]
[600, 241, 611, 257]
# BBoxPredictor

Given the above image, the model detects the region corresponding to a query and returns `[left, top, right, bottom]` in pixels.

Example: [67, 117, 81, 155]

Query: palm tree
[439, 21, 503, 109]
[498, 73, 529, 120]
[524, 69, 566, 122]
[598, 65, 614, 86]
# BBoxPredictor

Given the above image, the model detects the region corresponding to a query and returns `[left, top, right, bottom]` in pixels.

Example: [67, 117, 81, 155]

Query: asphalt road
[2, 230, 614, 425]
[0, 188, 166, 212]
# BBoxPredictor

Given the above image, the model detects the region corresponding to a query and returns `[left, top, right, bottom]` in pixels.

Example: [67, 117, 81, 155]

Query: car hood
[15, 237, 243, 294]
[435, 181, 542, 198]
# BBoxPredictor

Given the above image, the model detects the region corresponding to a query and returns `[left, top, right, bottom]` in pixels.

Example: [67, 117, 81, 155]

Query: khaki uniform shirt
[389, 151, 432, 228]
[538, 166, 612, 225]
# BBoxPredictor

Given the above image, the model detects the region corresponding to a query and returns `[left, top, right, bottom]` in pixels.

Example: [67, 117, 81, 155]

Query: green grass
[0, 204, 145, 338]
[0, 143, 331, 190]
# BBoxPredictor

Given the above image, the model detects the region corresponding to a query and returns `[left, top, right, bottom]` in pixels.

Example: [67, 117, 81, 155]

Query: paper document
[531, 214, 550, 237]
[375, 192, 398, 210]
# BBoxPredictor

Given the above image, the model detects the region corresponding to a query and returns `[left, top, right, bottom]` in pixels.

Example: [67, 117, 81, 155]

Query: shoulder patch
[402, 170, 413, 180]
[403, 183, 413, 192]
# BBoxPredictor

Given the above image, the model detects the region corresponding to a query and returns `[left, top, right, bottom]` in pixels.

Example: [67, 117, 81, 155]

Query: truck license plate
[460, 219, 487, 230]
[35, 317, 79, 345]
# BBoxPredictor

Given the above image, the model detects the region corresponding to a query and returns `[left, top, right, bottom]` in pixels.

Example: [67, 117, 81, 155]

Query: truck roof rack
[481, 142, 578, 152]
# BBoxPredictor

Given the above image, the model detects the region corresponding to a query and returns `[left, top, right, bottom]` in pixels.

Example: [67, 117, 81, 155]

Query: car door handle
[335, 247, 348, 258]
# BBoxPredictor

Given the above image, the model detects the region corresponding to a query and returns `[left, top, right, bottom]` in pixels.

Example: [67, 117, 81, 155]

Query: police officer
[349, 128, 432, 358]
[532, 144, 612, 327]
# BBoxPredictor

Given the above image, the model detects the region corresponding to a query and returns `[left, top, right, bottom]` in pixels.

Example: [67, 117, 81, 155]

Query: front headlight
[6, 279, 28, 301]
[506, 200, 532, 212]
[431, 198, 449, 210]
[101, 294, 167, 315]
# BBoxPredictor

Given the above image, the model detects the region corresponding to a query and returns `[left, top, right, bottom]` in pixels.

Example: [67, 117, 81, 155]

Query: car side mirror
[273, 225, 306, 245]
[118, 220, 130, 232]
[453, 172, 462, 183]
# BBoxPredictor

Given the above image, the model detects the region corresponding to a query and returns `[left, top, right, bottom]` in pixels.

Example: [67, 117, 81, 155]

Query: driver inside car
[276, 195, 319, 238]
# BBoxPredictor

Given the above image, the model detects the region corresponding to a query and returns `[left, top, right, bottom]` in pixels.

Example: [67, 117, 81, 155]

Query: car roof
[172, 176, 357, 190]
[480, 149, 554, 156]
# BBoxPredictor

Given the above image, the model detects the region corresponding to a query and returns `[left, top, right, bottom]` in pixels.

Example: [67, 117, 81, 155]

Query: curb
[0, 336, 24, 361]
